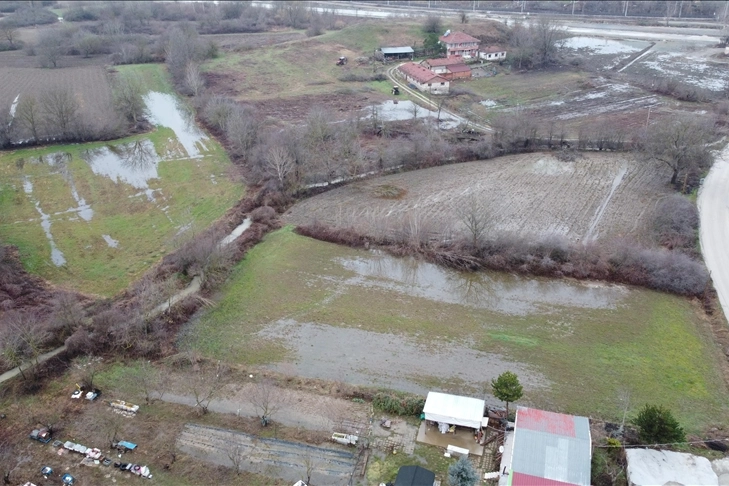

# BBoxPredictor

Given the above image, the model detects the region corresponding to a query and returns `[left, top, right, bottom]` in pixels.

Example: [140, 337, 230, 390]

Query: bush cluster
[373, 391, 425, 416]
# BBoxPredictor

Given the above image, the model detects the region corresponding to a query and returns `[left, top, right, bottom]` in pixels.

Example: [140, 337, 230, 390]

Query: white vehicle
[331, 433, 358, 446]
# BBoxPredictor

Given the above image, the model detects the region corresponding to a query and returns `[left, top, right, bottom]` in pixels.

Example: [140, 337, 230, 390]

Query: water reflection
[82, 140, 160, 200]
[337, 251, 627, 315]
[144, 91, 208, 157]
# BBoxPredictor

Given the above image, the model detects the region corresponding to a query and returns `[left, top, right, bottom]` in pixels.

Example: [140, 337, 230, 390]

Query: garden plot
[177, 423, 357, 485]
[284, 152, 672, 244]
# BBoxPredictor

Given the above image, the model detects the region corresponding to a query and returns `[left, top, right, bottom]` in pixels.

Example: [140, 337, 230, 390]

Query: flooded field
[0, 90, 243, 295]
[187, 229, 729, 431]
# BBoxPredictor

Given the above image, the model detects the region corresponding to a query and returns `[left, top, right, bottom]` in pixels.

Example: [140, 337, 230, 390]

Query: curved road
[699, 146, 729, 322]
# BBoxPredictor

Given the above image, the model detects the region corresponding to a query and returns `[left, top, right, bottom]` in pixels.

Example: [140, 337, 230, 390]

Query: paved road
[0, 345, 66, 384]
[699, 146, 729, 322]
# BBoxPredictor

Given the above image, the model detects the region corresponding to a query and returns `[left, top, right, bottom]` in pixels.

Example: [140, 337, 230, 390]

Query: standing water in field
[82, 140, 161, 201]
[144, 92, 208, 157]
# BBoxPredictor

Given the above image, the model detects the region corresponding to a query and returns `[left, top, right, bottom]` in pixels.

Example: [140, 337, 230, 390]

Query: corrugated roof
[381, 46, 414, 54]
[398, 62, 447, 85]
[510, 407, 591, 486]
[424, 57, 464, 67]
[447, 64, 471, 74]
[439, 32, 480, 44]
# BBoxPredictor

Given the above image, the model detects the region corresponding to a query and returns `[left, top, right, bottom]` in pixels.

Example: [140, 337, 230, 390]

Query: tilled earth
[285, 152, 673, 244]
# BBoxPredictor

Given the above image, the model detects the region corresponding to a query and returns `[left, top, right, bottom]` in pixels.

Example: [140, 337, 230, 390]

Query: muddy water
[260, 251, 629, 400]
[144, 92, 208, 157]
[365, 100, 460, 129]
[337, 251, 627, 315]
[261, 319, 544, 405]
[564, 36, 643, 55]
[82, 140, 160, 200]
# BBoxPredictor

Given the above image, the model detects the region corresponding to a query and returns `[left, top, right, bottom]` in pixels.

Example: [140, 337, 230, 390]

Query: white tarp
[423, 392, 485, 429]
[626, 449, 718, 486]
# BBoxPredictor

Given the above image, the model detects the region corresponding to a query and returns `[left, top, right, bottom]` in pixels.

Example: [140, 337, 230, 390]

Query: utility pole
[572, 0, 576, 16]
[624, 1, 629, 17]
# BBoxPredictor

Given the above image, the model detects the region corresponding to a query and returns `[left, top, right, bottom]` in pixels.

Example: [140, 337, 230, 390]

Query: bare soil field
[0, 65, 118, 129]
[177, 424, 358, 485]
[284, 152, 673, 244]
[201, 31, 305, 51]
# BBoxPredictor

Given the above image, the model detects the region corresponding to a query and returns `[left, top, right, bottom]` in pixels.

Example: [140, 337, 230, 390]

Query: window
[428, 83, 432, 86]
[440, 82, 445, 85]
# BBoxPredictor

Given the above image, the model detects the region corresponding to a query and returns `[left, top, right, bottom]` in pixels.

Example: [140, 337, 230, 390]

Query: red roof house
[398, 62, 450, 94]
[439, 31, 480, 59]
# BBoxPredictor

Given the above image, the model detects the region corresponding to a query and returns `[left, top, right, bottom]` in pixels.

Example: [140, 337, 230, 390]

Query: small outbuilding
[421, 57, 471, 80]
[480, 46, 507, 61]
[379, 46, 414, 61]
[395, 465, 436, 486]
[500, 407, 591, 486]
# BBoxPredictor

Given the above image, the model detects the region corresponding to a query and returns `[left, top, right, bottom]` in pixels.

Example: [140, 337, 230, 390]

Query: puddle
[23, 176, 32, 194]
[261, 320, 547, 402]
[531, 157, 574, 176]
[564, 36, 642, 55]
[8, 94, 19, 122]
[639, 52, 729, 91]
[335, 251, 627, 316]
[82, 139, 161, 200]
[102, 235, 119, 248]
[480, 99, 498, 107]
[144, 91, 208, 157]
[220, 218, 251, 246]
[365, 100, 461, 129]
[35, 202, 66, 266]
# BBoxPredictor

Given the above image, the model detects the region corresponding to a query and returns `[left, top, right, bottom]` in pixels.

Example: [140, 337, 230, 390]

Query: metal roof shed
[381, 46, 414, 55]
[506, 407, 592, 486]
[423, 392, 485, 429]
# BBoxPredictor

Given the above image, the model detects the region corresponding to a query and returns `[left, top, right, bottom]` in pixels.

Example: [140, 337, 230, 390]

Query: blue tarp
[118, 441, 137, 450]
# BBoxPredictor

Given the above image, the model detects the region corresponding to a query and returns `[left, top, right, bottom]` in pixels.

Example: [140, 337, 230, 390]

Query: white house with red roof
[397, 62, 450, 94]
[439, 31, 480, 59]
[480, 45, 507, 61]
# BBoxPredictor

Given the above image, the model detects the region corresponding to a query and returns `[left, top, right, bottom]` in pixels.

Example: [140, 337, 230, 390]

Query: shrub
[63, 7, 99, 22]
[652, 195, 698, 253]
[448, 456, 479, 486]
[372, 391, 425, 416]
[338, 72, 387, 82]
[632, 404, 685, 445]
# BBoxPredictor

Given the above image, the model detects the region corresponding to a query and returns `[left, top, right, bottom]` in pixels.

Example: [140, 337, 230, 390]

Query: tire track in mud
[177, 423, 356, 484]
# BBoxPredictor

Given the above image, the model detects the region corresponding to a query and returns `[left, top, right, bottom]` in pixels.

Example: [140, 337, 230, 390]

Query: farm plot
[284, 152, 673, 244]
[0, 66, 119, 134]
[0, 68, 243, 296]
[188, 228, 729, 432]
[177, 424, 358, 485]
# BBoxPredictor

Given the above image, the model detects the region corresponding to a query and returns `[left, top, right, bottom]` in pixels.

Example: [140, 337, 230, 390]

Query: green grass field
[0, 65, 243, 296]
[187, 227, 729, 432]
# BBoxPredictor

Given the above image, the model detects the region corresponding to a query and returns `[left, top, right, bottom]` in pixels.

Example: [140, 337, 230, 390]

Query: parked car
[61, 474, 75, 485]
[29, 428, 52, 444]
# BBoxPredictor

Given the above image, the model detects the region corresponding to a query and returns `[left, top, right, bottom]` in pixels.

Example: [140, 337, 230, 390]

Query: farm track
[285, 152, 672, 243]
[177, 423, 357, 484]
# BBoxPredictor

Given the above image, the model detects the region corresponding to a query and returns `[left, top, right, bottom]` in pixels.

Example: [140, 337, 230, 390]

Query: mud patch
[259, 319, 548, 403]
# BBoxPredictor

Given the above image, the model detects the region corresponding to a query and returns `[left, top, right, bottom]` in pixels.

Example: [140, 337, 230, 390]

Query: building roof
[398, 62, 447, 85]
[447, 64, 471, 74]
[483, 45, 507, 53]
[422, 392, 484, 429]
[626, 449, 719, 486]
[424, 57, 464, 67]
[380, 46, 414, 55]
[395, 466, 436, 486]
[440, 31, 480, 44]
[509, 407, 591, 486]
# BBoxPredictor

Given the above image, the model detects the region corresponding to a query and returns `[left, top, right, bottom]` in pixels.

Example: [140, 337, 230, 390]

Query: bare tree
[41, 89, 79, 138]
[279, 1, 308, 28]
[71, 355, 102, 389]
[264, 145, 295, 189]
[640, 115, 714, 186]
[457, 194, 489, 247]
[2, 311, 50, 378]
[188, 361, 227, 414]
[15, 96, 42, 142]
[423, 15, 442, 33]
[50, 292, 86, 337]
[36, 30, 64, 68]
[248, 378, 287, 426]
[0, 21, 18, 49]
[225, 105, 260, 159]
[302, 453, 317, 485]
[460, 11, 469, 23]
[227, 444, 247, 475]
[530, 17, 566, 67]
[184, 62, 205, 97]
[112, 73, 147, 125]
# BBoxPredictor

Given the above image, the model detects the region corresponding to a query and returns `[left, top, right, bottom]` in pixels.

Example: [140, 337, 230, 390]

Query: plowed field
[285, 152, 673, 243]
[0, 66, 117, 129]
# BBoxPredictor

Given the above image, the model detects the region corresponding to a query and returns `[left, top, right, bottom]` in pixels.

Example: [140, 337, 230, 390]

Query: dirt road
[699, 146, 729, 322]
